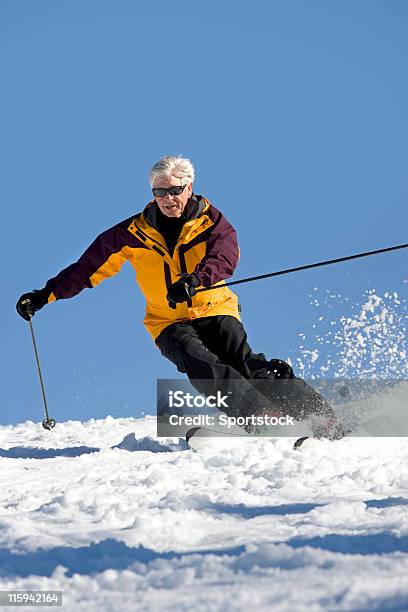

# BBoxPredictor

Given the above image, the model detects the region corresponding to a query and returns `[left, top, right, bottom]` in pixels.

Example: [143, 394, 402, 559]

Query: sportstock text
[167, 414, 295, 428]
[167, 390, 294, 429]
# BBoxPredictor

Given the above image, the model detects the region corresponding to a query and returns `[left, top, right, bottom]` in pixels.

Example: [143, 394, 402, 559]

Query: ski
[186, 426, 321, 450]
[293, 436, 311, 449]
[186, 428, 344, 450]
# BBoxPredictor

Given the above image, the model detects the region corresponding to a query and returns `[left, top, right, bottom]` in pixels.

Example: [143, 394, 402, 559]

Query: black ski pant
[155, 315, 333, 422]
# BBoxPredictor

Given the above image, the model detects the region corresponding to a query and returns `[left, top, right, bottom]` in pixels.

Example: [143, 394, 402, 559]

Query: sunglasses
[152, 184, 187, 198]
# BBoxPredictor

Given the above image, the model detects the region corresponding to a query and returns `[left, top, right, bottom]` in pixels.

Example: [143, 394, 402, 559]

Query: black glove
[167, 274, 200, 309]
[16, 288, 50, 321]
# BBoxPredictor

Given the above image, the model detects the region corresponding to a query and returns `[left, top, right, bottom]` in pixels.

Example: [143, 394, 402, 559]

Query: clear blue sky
[1, 1, 407, 425]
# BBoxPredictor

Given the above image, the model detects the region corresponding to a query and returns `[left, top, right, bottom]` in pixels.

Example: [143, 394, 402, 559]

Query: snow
[2, 288, 407, 609]
[1, 415, 408, 611]
[296, 289, 407, 379]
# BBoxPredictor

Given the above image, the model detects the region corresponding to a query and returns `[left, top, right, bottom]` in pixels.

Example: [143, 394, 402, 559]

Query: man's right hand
[16, 289, 50, 321]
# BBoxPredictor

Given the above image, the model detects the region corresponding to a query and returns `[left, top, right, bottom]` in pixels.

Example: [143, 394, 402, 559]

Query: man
[16, 155, 338, 436]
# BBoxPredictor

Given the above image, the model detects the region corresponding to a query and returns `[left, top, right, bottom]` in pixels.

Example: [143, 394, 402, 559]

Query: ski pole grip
[21, 298, 33, 318]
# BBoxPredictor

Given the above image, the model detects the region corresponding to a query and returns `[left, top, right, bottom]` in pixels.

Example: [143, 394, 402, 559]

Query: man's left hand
[167, 274, 200, 309]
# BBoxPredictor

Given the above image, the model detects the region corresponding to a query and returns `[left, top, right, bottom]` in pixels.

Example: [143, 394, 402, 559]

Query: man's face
[152, 175, 193, 218]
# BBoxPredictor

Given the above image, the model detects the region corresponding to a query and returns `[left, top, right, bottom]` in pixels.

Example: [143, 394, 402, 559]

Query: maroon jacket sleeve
[44, 216, 144, 300]
[193, 206, 239, 287]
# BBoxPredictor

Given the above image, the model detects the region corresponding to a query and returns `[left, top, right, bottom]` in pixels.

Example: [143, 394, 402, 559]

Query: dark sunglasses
[152, 184, 187, 198]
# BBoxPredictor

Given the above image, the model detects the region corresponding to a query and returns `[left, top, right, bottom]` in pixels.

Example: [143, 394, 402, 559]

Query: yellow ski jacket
[44, 195, 241, 341]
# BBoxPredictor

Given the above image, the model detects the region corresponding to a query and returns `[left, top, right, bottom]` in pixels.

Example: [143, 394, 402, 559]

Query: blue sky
[1, 1, 407, 425]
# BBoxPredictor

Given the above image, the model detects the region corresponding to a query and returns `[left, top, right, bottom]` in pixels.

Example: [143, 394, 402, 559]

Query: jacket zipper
[132, 222, 171, 257]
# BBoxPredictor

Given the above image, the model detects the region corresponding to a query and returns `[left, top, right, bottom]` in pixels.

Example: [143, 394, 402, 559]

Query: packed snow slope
[1, 415, 408, 611]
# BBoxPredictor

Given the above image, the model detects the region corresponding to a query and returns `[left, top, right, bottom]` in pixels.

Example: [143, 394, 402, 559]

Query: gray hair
[149, 155, 195, 187]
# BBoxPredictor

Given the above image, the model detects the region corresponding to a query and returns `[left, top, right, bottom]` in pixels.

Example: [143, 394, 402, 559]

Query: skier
[16, 155, 338, 437]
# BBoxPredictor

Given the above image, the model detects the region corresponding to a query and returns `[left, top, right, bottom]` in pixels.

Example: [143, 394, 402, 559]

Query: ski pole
[196, 242, 408, 293]
[23, 303, 56, 430]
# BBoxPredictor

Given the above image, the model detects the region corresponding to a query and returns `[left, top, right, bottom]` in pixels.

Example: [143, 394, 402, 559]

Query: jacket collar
[143, 195, 206, 231]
